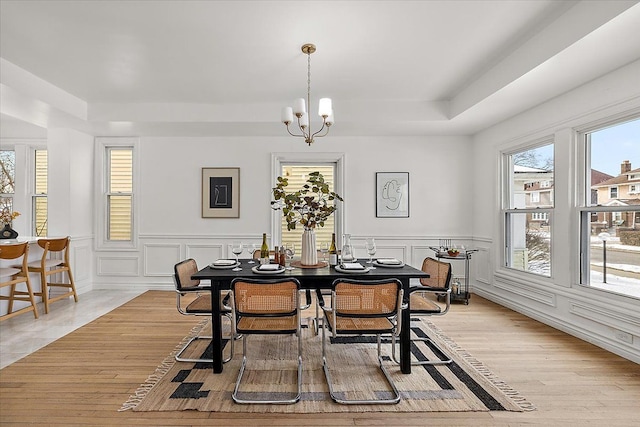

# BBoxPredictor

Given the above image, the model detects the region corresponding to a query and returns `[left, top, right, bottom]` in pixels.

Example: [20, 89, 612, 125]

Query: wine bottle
[329, 233, 338, 267]
[260, 233, 269, 265]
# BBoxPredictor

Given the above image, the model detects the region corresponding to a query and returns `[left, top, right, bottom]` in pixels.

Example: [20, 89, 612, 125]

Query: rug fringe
[118, 319, 209, 411]
[421, 319, 536, 411]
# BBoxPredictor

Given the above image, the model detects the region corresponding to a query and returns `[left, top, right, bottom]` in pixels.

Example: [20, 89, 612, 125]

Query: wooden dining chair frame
[27, 237, 78, 314]
[1, 242, 39, 321]
[174, 258, 234, 364]
[230, 277, 302, 404]
[391, 256, 453, 366]
[317, 278, 403, 405]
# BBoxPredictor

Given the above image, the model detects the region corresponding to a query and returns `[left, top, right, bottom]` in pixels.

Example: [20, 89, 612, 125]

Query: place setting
[251, 263, 286, 275]
[372, 258, 405, 268]
[209, 259, 241, 270]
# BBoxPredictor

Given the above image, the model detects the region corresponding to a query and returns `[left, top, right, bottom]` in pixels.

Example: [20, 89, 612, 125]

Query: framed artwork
[202, 167, 240, 218]
[376, 172, 409, 218]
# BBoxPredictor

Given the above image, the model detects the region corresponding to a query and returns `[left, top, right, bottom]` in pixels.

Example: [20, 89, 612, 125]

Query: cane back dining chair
[317, 278, 403, 405]
[174, 258, 234, 363]
[392, 256, 452, 366]
[230, 277, 302, 404]
[1, 242, 39, 321]
[27, 237, 78, 314]
[252, 249, 313, 311]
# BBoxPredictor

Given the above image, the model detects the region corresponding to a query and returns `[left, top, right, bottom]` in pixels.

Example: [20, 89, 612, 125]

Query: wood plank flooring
[1, 290, 639, 426]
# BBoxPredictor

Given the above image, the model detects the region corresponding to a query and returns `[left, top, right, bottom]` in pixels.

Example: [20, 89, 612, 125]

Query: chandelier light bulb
[293, 98, 306, 116]
[281, 107, 293, 124]
[318, 98, 332, 117]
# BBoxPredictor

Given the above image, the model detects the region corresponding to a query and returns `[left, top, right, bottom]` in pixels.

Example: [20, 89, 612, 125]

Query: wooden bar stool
[27, 237, 78, 314]
[1, 242, 39, 321]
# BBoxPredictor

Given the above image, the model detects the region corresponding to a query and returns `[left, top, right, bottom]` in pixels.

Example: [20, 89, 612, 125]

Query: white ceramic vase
[301, 228, 318, 265]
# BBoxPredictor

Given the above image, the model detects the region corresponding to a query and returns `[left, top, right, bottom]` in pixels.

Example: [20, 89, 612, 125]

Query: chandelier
[281, 43, 333, 146]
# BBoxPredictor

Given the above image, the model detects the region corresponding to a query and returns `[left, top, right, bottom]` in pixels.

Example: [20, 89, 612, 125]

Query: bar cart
[429, 244, 477, 305]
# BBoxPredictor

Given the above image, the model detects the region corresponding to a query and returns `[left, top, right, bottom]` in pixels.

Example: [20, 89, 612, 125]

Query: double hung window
[579, 117, 640, 298]
[503, 142, 554, 277]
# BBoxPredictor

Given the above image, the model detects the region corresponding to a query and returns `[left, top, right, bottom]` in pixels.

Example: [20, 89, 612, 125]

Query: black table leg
[210, 280, 223, 373]
[400, 278, 412, 374]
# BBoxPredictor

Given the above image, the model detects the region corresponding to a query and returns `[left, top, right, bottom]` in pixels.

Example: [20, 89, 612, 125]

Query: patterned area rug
[120, 317, 534, 413]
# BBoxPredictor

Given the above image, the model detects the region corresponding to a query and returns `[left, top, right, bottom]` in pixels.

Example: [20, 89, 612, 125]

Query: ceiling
[1, 0, 639, 139]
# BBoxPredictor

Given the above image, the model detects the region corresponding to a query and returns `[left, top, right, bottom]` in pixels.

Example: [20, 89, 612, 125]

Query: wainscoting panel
[494, 274, 557, 307]
[143, 243, 181, 277]
[186, 243, 224, 269]
[97, 256, 139, 276]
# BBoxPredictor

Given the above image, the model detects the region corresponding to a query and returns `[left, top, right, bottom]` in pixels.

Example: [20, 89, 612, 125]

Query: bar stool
[1, 242, 39, 321]
[27, 236, 78, 314]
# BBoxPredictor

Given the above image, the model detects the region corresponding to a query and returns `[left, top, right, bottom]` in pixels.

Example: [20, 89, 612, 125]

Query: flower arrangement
[271, 171, 343, 231]
[1, 207, 20, 226]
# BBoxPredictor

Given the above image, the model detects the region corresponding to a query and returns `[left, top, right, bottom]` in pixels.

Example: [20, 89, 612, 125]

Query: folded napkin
[341, 262, 365, 270]
[258, 264, 282, 271]
[213, 259, 237, 266]
[376, 258, 402, 265]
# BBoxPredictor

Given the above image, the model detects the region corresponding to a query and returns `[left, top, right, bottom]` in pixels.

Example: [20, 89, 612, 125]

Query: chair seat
[324, 312, 394, 334]
[184, 293, 233, 314]
[0, 267, 21, 278]
[410, 292, 444, 313]
[27, 259, 64, 269]
[236, 315, 298, 333]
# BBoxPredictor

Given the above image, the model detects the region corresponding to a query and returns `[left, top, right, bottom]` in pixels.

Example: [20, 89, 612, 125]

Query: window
[279, 164, 336, 249]
[33, 149, 48, 236]
[541, 180, 550, 188]
[531, 212, 549, 221]
[629, 184, 639, 194]
[107, 147, 133, 241]
[0, 150, 16, 212]
[95, 137, 137, 249]
[530, 191, 540, 203]
[579, 117, 640, 298]
[503, 141, 554, 277]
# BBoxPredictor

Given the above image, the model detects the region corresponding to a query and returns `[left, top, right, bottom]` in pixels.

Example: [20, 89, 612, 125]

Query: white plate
[335, 265, 370, 274]
[210, 261, 241, 269]
[373, 260, 405, 268]
[251, 265, 286, 275]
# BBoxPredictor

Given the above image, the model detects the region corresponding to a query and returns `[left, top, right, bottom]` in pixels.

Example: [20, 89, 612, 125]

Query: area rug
[120, 317, 534, 413]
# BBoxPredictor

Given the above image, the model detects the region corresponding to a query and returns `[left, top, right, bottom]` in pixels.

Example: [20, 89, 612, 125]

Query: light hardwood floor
[1, 290, 638, 426]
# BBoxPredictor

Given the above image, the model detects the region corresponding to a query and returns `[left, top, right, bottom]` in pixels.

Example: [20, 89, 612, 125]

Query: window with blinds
[33, 149, 48, 236]
[107, 148, 133, 241]
[280, 164, 336, 249]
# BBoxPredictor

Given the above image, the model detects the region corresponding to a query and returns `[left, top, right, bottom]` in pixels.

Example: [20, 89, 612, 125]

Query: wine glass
[247, 243, 258, 263]
[319, 242, 329, 264]
[365, 238, 377, 265]
[231, 242, 243, 271]
[285, 243, 295, 270]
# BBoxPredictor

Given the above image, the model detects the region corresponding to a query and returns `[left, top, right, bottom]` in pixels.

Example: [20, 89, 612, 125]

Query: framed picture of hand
[376, 172, 409, 218]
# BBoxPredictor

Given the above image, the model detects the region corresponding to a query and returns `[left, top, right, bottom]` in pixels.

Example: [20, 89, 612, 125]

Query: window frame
[94, 137, 139, 251]
[271, 152, 345, 248]
[576, 113, 640, 296]
[609, 186, 618, 199]
[31, 148, 48, 237]
[501, 137, 555, 278]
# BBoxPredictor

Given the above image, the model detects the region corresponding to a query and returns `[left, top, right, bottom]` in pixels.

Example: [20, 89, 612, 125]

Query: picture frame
[202, 167, 240, 218]
[376, 172, 409, 218]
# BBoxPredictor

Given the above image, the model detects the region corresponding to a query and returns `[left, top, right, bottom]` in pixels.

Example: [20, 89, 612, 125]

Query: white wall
[471, 59, 640, 363]
[47, 128, 94, 294]
[93, 134, 474, 288]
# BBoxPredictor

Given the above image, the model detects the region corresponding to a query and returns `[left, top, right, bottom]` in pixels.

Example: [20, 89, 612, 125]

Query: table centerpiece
[271, 171, 343, 265]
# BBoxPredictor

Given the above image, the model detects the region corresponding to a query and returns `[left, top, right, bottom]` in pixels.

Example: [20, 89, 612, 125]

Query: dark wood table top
[192, 258, 428, 288]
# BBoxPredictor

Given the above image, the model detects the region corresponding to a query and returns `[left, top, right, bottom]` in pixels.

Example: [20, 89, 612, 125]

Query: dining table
[192, 258, 429, 374]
